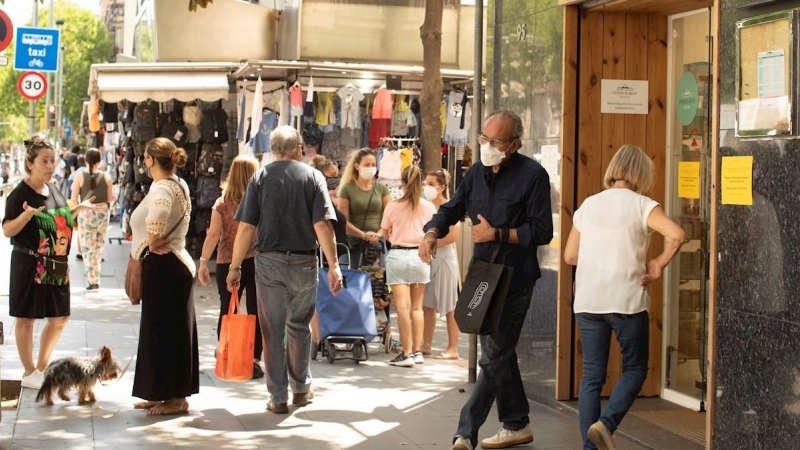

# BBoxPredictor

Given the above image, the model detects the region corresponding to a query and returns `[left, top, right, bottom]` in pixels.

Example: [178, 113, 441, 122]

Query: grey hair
[486, 109, 524, 139]
[270, 125, 302, 156]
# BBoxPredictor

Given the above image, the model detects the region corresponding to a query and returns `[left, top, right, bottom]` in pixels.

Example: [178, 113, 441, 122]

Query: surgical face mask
[480, 142, 506, 167]
[359, 166, 377, 180]
[423, 185, 440, 201]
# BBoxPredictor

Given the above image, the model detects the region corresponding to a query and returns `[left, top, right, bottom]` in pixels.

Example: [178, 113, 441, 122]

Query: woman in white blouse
[564, 145, 685, 450]
[129, 138, 198, 416]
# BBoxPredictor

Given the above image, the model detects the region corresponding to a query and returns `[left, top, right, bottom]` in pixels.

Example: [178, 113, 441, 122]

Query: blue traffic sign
[13, 27, 60, 73]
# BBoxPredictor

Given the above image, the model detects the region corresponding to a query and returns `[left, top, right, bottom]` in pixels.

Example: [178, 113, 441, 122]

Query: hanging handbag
[346, 184, 378, 267]
[454, 243, 514, 335]
[215, 290, 256, 381]
[125, 179, 188, 305]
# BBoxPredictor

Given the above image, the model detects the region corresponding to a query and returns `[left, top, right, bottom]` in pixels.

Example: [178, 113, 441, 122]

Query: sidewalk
[0, 209, 647, 449]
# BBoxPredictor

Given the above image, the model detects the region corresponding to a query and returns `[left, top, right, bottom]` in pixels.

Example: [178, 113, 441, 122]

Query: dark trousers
[215, 257, 263, 361]
[455, 284, 534, 447]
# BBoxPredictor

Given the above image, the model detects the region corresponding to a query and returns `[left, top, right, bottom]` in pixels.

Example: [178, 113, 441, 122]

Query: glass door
[663, 8, 712, 412]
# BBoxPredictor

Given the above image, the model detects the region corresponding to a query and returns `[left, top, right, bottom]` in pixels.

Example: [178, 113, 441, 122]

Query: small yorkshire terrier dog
[35, 346, 121, 405]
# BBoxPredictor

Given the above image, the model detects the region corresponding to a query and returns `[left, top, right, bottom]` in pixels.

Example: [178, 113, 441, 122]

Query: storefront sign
[721, 156, 753, 206]
[676, 72, 699, 126]
[600, 79, 648, 115]
[677, 161, 700, 199]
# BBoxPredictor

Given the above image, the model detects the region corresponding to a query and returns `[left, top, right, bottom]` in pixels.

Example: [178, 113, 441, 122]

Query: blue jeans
[576, 312, 650, 450]
[455, 285, 534, 447]
[255, 252, 318, 404]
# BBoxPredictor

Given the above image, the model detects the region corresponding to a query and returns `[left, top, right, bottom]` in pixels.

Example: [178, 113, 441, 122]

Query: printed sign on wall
[600, 79, 649, 115]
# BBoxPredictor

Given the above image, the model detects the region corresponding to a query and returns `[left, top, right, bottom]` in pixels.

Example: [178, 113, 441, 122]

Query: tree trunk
[420, 0, 444, 173]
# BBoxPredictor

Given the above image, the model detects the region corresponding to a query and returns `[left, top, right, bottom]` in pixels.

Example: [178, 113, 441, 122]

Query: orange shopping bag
[215, 290, 255, 381]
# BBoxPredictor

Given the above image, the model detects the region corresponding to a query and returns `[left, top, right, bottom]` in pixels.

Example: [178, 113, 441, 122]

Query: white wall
[153, 0, 278, 62]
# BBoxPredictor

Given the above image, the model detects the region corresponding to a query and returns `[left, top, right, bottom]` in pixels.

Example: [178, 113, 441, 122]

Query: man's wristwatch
[229, 266, 241, 272]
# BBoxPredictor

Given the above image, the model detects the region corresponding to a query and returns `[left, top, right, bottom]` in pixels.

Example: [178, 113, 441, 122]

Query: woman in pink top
[379, 165, 436, 367]
[197, 155, 264, 379]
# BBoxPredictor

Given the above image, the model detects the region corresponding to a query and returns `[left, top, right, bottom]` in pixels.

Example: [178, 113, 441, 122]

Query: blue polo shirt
[424, 151, 553, 291]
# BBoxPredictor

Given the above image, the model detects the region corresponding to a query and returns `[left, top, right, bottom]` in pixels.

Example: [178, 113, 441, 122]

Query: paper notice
[678, 161, 701, 199]
[721, 156, 753, 205]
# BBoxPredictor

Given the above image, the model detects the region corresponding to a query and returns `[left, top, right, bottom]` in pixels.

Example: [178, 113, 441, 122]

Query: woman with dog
[2, 135, 98, 390]
[129, 138, 198, 415]
[197, 154, 264, 379]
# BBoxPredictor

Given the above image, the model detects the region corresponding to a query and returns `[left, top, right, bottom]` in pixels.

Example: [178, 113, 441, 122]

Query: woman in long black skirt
[129, 138, 198, 415]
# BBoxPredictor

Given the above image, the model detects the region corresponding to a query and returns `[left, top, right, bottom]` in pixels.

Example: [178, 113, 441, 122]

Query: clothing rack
[379, 137, 419, 146]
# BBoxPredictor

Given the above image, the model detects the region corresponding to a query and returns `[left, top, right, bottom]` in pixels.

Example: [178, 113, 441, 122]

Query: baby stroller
[315, 244, 377, 364]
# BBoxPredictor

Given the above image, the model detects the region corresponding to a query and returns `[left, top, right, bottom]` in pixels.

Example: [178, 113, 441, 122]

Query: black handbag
[454, 243, 514, 335]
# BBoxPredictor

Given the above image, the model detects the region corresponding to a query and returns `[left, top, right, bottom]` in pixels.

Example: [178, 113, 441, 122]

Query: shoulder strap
[161, 178, 189, 240]
[359, 184, 377, 231]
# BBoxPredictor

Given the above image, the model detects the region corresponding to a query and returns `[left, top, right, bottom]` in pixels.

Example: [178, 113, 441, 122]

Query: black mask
[326, 176, 341, 192]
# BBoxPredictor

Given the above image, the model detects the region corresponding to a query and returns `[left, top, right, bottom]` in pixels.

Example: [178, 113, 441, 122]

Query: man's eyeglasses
[477, 133, 517, 148]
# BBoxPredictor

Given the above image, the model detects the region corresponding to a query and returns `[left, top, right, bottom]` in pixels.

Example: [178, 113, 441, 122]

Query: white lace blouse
[129, 177, 195, 277]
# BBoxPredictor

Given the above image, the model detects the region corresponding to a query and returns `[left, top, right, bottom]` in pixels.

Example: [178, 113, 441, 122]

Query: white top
[573, 189, 659, 314]
[129, 178, 195, 277]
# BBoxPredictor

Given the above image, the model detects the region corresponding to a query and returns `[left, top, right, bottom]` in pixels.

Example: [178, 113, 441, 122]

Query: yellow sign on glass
[678, 161, 701, 199]
[721, 156, 753, 205]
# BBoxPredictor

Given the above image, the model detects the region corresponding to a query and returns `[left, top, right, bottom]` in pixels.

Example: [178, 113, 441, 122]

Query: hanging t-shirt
[378, 150, 402, 181]
[444, 90, 471, 146]
[372, 87, 393, 119]
[290, 85, 304, 117]
[316, 92, 333, 126]
[337, 85, 365, 129]
[250, 111, 279, 154]
[250, 78, 264, 141]
[399, 148, 414, 171]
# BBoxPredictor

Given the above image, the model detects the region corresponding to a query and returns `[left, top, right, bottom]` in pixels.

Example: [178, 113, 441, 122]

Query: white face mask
[359, 166, 377, 180]
[480, 142, 506, 167]
[423, 185, 440, 201]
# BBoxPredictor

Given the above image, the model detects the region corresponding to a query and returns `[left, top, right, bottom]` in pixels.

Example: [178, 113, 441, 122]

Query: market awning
[89, 63, 239, 103]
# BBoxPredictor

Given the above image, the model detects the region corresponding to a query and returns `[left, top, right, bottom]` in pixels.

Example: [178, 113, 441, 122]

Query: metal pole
[467, 0, 485, 385]
[28, 1, 39, 136]
[44, 0, 54, 137]
[55, 44, 63, 147]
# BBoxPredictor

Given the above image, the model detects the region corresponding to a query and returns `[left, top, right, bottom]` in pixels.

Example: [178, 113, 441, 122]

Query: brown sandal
[145, 399, 189, 416]
[134, 400, 162, 409]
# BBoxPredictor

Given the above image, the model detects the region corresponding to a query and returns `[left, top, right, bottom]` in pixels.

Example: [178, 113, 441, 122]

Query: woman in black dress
[2, 135, 97, 390]
[129, 138, 198, 415]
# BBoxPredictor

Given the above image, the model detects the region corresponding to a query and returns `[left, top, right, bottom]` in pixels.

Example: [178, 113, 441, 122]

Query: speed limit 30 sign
[17, 71, 48, 101]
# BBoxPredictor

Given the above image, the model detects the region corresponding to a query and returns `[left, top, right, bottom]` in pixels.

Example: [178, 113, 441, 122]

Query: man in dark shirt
[228, 125, 343, 414]
[421, 110, 553, 450]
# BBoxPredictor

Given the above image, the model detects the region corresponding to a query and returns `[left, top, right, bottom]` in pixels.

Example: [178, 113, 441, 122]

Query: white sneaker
[414, 351, 424, 364]
[451, 436, 473, 450]
[480, 424, 534, 449]
[21, 370, 44, 389]
[388, 353, 415, 367]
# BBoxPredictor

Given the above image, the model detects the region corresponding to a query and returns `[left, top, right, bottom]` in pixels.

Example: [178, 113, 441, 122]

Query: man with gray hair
[420, 110, 553, 450]
[228, 125, 343, 414]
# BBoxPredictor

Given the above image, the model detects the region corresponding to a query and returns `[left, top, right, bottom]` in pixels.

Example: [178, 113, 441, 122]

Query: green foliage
[0, 1, 113, 137]
[0, 114, 30, 143]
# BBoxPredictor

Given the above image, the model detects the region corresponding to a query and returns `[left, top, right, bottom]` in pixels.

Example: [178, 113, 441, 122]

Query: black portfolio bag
[454, 243, 513, 335]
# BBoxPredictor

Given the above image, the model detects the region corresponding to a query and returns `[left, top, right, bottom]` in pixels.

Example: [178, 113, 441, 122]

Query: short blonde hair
[603, 144, 654, 193]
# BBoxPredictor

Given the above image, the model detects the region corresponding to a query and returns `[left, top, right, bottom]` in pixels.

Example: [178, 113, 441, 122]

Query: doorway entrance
[557, 2, 716, 449]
